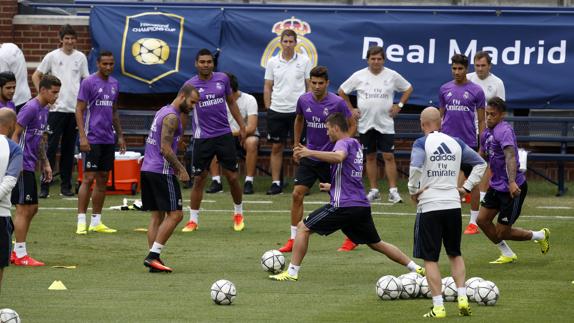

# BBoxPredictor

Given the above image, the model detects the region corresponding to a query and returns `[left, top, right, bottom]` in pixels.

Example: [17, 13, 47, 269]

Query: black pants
[44, 111, 77, 191]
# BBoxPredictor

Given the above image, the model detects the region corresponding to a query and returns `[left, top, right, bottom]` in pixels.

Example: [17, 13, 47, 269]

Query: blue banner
[90, 7, 574, 109]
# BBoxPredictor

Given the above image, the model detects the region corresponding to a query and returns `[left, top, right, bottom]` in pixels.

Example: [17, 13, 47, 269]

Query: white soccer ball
[260, 250, 285, 274]
[399, 275, 421, 299]
[473, 280, 499, 306]
[210, 279, 237, 305]
[0, 308, 20, 323]
[418, 276, 432, 298]
[465, 277, 485, 302]
[442, 276, 458, 302]
[375, 275, 402, 300]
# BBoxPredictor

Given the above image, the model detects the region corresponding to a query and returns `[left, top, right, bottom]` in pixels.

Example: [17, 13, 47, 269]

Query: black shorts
[481, 182, 528, 226]
[413, 208, 462, 262]
[141, 172, 183, 212]
[192, 133, 238, 175]
[83, 144, 115, 172]
[267, 110, 295, 143]
[0, 217, 14, 268]
[293, 158, 330, 188]
[303, 204, 381, 244]
[11, 170, 38, 205]
[359, 130, 394, 154]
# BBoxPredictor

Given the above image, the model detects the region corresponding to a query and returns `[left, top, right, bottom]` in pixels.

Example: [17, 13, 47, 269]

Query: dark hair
[39, 75, 61, 90]
[310, 66, 328, 81]
[474, 51, 492, 65]
[487, 97, 506, 112]
[326, 112, 348, 132]
[451, 54, 469, 68]
[195, 48, 214, 61]
[280, 29, 297, 42]
[224, 72, 239, 92]
[0, 71, 16, 88]
[97, 50, 114, 62]
[178, 83, 199, 97]
[366, 46, 385, 60]
[59, 24, 77, 40]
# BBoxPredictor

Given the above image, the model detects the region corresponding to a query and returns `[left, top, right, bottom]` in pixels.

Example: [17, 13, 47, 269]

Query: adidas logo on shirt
[306, 107, 312, 112]
[429, 142, 456, 161]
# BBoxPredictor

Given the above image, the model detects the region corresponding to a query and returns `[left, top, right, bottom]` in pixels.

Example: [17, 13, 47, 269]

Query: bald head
[0, 107, 17, 137]
[420, 107, 441, 134]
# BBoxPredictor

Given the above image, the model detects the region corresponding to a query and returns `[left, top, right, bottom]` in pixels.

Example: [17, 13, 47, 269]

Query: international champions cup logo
[260, 16, 318, 68]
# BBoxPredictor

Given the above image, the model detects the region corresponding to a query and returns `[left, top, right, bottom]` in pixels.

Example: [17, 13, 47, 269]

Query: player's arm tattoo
[503, 146, 517, 183]
[38, 134, 49, 165]
[160, 114, 185, 172]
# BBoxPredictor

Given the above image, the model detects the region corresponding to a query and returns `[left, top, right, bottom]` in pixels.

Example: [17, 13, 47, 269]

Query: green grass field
[2, 178, 573, 322]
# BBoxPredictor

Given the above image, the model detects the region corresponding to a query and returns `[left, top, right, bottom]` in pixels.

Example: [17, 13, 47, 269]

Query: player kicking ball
[477, 97, 549, 264]
[269, 113, 424, 282]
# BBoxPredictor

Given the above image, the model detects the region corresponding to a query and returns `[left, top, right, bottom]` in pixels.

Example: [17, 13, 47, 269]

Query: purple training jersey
[16, 98, 48, 171]
[77, 74, 119, 144]
[0, 100, 15, 111]
[439, 81, 485, 148]
[141, 105, 182, 175]
[330, 137, 370, 208]
[185, 72, 232, 139]
[296, 92, 351, 157]
[480, 121, 525, 192]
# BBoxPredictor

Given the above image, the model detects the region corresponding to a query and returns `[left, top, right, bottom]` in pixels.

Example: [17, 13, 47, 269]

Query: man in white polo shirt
[0, 43, 32, 110]
[263, 29, 311, 195]
[32, 24, 89, 198]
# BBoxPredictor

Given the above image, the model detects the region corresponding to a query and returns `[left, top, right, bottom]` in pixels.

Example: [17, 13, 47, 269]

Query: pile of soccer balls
[376, 274, 499, 305]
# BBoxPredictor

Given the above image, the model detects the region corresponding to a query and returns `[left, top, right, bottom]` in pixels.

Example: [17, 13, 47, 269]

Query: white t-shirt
[36, 49, 89, 113]
[264, 53, 311, 113]
[227, 91, 259, 136]
[0, 43, 32, 106]
[467, 72, 505, 101]
[340, 67, 411, 134]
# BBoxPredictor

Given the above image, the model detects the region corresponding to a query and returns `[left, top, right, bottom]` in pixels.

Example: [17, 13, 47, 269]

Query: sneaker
[416, 267, 426, 277]
[458, 296, 472, 316]
[88, 223, 117, 233]
[535, 228, 550, 254]
[39, 185, 49, 199]
[423, 305, 446, 318]
[233, 214, 245, 231]
[243, 181, 254, 195]
[463, 223, 480, 235]
[144, 257, 172, 273]
[489, 254, 517, 264]
[269, 271, 298, 281]
[266, 183, 282, 195]
[337, 237, 358, 252]
[206, 180, 223, 194]
[366, 189, 380, 202]
[60, 187, 74, 197]
[182, 220, 198, 232]
[279, 239, 294, 253]
[13, 254, 45, 266]
[388, 191, 403, 204]
[76, 223, 87, 235]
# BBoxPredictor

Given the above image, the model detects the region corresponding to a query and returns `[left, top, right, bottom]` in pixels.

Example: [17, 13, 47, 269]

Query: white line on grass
[537, 206, 572, 209]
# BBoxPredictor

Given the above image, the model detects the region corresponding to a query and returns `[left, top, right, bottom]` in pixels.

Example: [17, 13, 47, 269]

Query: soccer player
[0, 72, 16, 111]
[270, 112, 424, 282]
[10, 75, 60, 266]
[0, 43, 32, 110]
[339, 45, 413, 204]
[75, 51, 125, 235]
[263, 29, 311, 195]
[439, 54, 485, 235]
[277, 66, 354, 253]
[0, 108, 22, 291]
[477, 97, 550, 264]
[32, 24, 89, 198]
[182, 49, 246, 232]
[142, 84, 199, 273]
[408, 107, 486, 318]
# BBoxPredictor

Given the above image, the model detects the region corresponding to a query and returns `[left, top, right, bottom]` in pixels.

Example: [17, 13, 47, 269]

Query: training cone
[48, 280, 67, 290]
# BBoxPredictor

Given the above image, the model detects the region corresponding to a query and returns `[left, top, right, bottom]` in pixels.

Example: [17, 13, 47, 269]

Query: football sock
[480, 191, 486, 202]
[469, 210, 479, 225]
[496, 240, 515, 257]
[287, 263, 300, 276]
[234, 203, 243, 215]
[77, 213, 86, 224]
[406, 261, 418, 272]
[245, 176, 254, 183]
[189, 209, 199, 223]
[212, 176, 221, 184]
[370, 188, 379, 193]
[290, 225, 298, 239]
[389, 187, 398, 194]
[531, 230, 545, 240]
[272, 180, 280, 186]
[458, 287, 467, 297]
[432, 295, 444, 307]
[90, 214, 101, 227]
[14, 242, 27, 258]
[150, 242, 164, 254]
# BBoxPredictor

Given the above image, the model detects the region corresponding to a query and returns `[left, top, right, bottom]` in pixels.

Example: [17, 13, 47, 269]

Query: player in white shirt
[0, 43, 32, 108]
[32, 24, 89, 199]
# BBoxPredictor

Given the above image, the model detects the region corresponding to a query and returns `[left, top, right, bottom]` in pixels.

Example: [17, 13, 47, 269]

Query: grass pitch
[2, 178, 573, 322]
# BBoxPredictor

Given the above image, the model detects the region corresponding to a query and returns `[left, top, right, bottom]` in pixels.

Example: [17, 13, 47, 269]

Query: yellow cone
[48, 280, 67, 290]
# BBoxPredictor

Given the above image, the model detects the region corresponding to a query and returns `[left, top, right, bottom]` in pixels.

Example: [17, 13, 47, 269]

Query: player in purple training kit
[269, 112, 424, 281]
[0, 72, 16, 111]
[10, 75, 60, 266]
[439, 54, 486, 236]
[277, 66, 355, 253]
[477, 97, 550, 264]
[182, 48, 247, 233]
[75, 51, 125, 235]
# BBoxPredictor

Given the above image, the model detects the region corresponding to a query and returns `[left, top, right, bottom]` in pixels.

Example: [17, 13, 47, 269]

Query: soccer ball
[260, 250, 285, 274]
[131, 38, 170, 65]
[473, 280, 499, 306]
[399, 275, 420, 299]
[0, 308, 20, 323]
[441, 276, 458, 302]
[398, 272, 423, 281]
[465, 277, 485, 302]
[418, 276, 432, 298]
[375, 275, 402, 300]
[210, 279, 237, 305]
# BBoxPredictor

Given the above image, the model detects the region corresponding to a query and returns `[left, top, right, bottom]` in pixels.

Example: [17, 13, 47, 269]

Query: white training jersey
[467, 72, 506, 101]
[0, 43, 32, 106]
[227, 91, 259, 135]
[264, 53, 311, 113]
